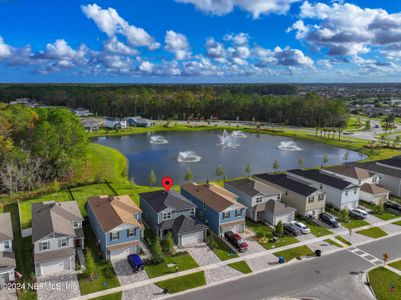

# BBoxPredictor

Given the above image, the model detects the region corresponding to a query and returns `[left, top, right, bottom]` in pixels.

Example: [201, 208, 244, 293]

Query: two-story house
[32, 201, 84, 276]
[323, 165, 389, 205]
[224, 178, 295, 225]
[255, 173, 326, 218]
[87, 195, 144, 261]
[287, 169, 359, 210]
[181, 183, 246, 236]
[0, 213, 16, 284]
[104, 118, 127, 129]
[139, 190, 208, 246]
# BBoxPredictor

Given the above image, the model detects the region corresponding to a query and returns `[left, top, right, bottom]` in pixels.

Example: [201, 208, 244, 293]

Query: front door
[75, 238, 81, 247]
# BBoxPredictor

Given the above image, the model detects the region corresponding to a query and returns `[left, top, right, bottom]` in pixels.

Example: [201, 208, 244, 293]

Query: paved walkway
[37, 272, 80, 300]
[385, 265, 401, 276]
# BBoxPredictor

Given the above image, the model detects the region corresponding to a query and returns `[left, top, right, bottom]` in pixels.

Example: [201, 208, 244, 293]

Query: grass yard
[357, 227, 388, 238]
[389, 260, 401, 271]
[392, 220, 401, 226]
[246, 219, 298, 250]
[207, 232, 238, 261]
[335, 236, 352, 246]
[91, 292, 122, 300]
[78, 225, 120, 295]
[369, 267, 401, 300]
[273, 245, 314, 262]
[69, 183, 116, 213]
[155, 271, 206, 294]
[374, 212, 400, 221]
[145, 253, 199, 278]
[324, 239, 344, 248]
[109, 182, 170, 206]
[228, 261, 252, 274]
[341, 218, 370, 230]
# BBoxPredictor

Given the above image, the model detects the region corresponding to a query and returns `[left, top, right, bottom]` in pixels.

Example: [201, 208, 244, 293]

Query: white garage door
[181, 231, 204, 246]
[109, 247, 134, 261]
[221, 224, 244, 235]
[275, 215, 291, 225]
[40, 260, 66, 276]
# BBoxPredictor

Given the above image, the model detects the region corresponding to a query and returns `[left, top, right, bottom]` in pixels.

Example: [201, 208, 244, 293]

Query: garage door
[221, 224, 244, 235]
[181, 231, 204, 246]
[0, 273, 9, 284]
[40, 260, 66, 276]
[275, 215, 291, 225]
[109, 247, 134, 261]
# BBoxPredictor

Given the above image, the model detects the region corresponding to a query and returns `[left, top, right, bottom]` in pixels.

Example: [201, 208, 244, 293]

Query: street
[172, 234, 401, 300]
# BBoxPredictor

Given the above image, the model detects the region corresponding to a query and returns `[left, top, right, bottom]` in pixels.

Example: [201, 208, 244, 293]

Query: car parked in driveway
[350, 208, 368, 219]
[127, 254, 144, 272]
[384, 201, 401, 214]
[224, 231, 248, 252]
[291, 221, 311, 234]
[319, 213, 340, 228]
[283, 223, 301, 236]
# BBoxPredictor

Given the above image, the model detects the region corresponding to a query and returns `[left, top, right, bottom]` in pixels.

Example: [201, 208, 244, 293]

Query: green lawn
[228, 261, 252, 274]
[324, 239, 344, 248]
[155, 271, 206, 294]
[369, 267, 401, 300]
[91, 292, 122, 300]
[145, 253, 199, 278]
[273, 245, 314, 261]
[374, 212, 400, 221]
[207, 232, 238, 261]
[335, 236, 352, 246]
[341, 219, 370, 229]
[109, 182, 165, 206]
[389, 260, 401, 271]
[246, 219, 298, 250]
[392, 220, 401, 226]
[78, 225, 120, 295]
[357, 227, 388, 238]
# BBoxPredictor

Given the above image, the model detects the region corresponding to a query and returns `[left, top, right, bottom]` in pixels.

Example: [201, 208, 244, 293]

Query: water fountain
[231, 130, 247, 138]
[278, 141, 302, 151]
[150, 135, 168, 144]
[177, 151, 202, 163]
[218, 130, 239, 148]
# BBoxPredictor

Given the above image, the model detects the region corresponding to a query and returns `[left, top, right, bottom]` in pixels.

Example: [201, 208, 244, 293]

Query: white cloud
[81, 3, 160, 50]
[0, 37, 12, 59]
[138, 61, 154, 72]
[176, 0, 300, 18]
[255, 45, 313, 66]
[165, 30, 191, 60]
[103, 37, 138, 56]
[205, 38, 227, 62]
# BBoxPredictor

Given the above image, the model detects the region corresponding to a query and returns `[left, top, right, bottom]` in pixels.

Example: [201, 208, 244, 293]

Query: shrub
[151, 237, 163, 264]
[163, 231, 175, 255]
[275, 221, 284, 235]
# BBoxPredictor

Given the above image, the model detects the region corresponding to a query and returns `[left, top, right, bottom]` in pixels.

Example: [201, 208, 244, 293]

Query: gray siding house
[32, 202, 84, 277]
[0, 213, 16, 284]
[140, 190, 207, 247]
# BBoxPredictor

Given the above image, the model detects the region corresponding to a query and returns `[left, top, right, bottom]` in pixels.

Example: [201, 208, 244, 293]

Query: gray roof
[32, 201, 83, 243]
[378, 156, 401, 168]
[0, 213, 13, 242]
[34, 247, 75, 264]
[265, 200, 296, 216]
[288, 169, 356, 190]
[159, 215, 207, 234]
[225, 178, 281, 197]
[255, 174, 318, 197]
[0, 251, 16, 268]
[350, 161, 401, 179]
[140, 190, 195, 213]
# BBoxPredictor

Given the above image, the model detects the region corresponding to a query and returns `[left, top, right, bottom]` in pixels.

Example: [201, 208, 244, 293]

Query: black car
[283, 223, 301, 236]
[384, 202, 401, 214]
[319, 213, 340, 228]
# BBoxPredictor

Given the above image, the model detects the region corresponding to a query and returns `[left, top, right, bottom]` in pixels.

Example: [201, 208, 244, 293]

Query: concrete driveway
[112, 259, 163, 300]
[314, 218, 345, 234]
[36, 272, 80, 300]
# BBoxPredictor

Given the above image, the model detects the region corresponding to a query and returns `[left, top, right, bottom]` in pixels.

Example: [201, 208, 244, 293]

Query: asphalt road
[172, 234, 401, 300]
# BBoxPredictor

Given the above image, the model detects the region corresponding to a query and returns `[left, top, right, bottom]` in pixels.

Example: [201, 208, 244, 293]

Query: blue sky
[0, 0, 401, 82]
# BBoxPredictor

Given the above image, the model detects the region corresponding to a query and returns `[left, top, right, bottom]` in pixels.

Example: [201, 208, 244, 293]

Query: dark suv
[127, 254, 144, 272]
[224, 231, 248, 252]
[319, 213, 340, 228]
[283, 223, 301, 236]
[384, 201, 401, 214]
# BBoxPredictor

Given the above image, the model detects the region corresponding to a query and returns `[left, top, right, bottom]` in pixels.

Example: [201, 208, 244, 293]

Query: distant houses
[81, 117, 101, 132]
[104, 118, 128, 130]
[127, 116, 154, 128]
[72, 107, 93, 117]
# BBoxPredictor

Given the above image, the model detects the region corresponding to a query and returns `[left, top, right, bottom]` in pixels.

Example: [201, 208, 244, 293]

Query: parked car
[319, 213, 340, 228]
[350, 208, 368, 219]
[127, 254, 144, 272]
[224, 231, 248, 252]
[283, 223, 302, 236]
[384, 201, 401, 214]
[291, 221, 311, 234]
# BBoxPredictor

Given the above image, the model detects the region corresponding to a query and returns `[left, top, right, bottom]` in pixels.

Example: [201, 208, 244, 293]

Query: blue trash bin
[278, 256, 285, 264]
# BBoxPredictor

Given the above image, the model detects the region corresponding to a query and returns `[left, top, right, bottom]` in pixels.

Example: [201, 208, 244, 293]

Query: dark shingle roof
[377, 156, 401, 168]
[140, 190, 195, 213]
[349, 161, 401, 179]
[265, 200, 296, 216]
[225, 178, 281, 197]
[254, 174, 318, 197]
[288, 169, 355, 190]
[159, 215, 207, 234]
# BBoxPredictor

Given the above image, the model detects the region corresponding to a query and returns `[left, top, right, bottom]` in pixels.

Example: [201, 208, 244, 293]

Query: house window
[320, 184, 323, 189]
[256, 197, 263, 204]
[127, 228, 135, 238]
[40, 241, 50, 251]
[235, 209, 242, 217]
[285, 190, 288, 196]
[163, 212, 172, 220]
[191, 209, 195, 215]
[277, 194, 281, 200]
[354, 189, 357, 194]
[345, 191, 348, 196]
[223, 212, 230, 219]
[133, 213, 139, 220]
[203, 203, 207, 210]
[110, 232, 119, 241]
[3, 240, 10, 250]
[59, 238, 68, 248]
[318, 194, 324, 201]
[308, 196, 314, 203]
[73, 221, 79, 228]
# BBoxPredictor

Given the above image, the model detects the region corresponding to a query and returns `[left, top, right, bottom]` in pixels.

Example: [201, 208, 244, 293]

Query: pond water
[94, 130, 364, 185]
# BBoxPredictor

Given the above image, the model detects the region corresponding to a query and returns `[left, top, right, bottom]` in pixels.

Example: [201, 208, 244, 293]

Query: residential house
[73, 107, 93, 117]
[127, 116, 154, 127]
[351, 156, 401, 197]
[32, 201, 84, 276]
[323, 165, 389, 205]
[104, 118, 127, 129]
[181, 183, 246, 236]
[287, 169, 359, 210]
[87, 195, 144, 261]
[224, 178, 295, 224]
[139, 190, 208, 246]
[9, 97, 40, 108]
[81, 118, 101, 132]
[255, 174, 326, 218]
[0, 213, 16, 284]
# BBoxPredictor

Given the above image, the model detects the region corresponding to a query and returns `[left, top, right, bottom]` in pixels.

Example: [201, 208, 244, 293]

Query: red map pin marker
[162, 177, 173, 192]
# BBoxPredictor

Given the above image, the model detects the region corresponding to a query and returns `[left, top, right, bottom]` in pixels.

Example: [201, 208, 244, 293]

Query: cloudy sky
[1, 0, 401, 83]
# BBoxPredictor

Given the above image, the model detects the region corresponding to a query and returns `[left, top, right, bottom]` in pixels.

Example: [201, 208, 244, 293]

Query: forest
[0, 84, 348, 127]
[0, 103, 88, 194]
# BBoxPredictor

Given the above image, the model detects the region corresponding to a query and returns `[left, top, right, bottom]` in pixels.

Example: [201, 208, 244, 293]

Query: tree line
[0, 84, 348, 127]
[0, 104, 88, 194]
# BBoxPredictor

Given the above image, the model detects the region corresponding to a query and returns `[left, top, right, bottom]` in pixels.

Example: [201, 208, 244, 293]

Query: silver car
[291, 221, 311, 234]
